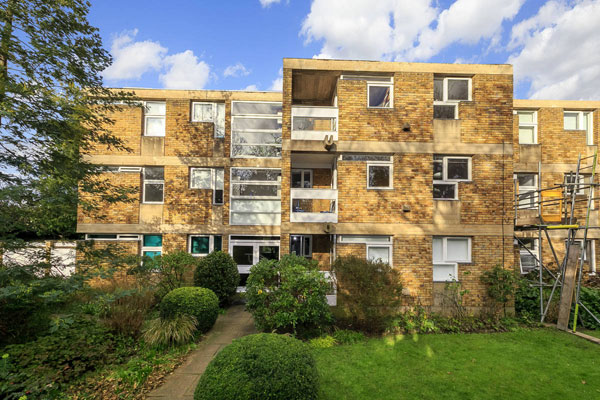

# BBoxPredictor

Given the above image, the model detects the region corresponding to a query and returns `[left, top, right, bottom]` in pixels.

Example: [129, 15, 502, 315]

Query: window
[568, 239, 596, 274]
[143, 167, 164, 203]
[368, 82, 393, 108]
[432, 237, 471, 281]
[516, 173, 538, 209]
[367, 163, 393, 189]
[433, 77, 471, 119]
[519, 238, 539, 274]
[338, 235, 392, 244]
[517, 111, 538, 144]
[142, 234, 162, 259]
[191, 102, 225, 138]
[190, 168, 224, 205]
[433, 155, 471, 200]
[564, 173, 589, 196]
[231, 101, 282, 158]
[290, 235, 312, 257]
[342, 154, 392, 162]
[144, 101, 166, 137]
[230, 168, 281, 225]
[85, 234, 141, 241]
[564, 111, 593, 145]
[367, 245, 392, 265]
[188, 235, 222, 256]
[291, 169, 312, 188]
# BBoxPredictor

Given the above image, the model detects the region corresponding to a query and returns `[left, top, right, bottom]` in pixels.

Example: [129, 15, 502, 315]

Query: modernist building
[78, 58, 598, 309]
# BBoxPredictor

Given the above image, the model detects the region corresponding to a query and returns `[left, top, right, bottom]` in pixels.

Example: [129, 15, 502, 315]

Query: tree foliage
[0, 0, 135, 240]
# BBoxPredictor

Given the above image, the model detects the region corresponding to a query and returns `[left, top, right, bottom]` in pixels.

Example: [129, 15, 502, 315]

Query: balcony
[290, 188, 338, 223]
[291, 106, 338, 141]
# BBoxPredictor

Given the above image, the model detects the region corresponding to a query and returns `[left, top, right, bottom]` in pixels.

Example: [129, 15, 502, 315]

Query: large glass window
[144, 101, 166, 137]
[433, 77, 471, 119]
[433, 155, 471, 200]
[230, 168, 281, 225]
[518, 111, 538, 144]
[290, 235, 312, 257]
[432, 236, 471, 281]
[231, 101, 282, 158]
[143, 167, 164, 203]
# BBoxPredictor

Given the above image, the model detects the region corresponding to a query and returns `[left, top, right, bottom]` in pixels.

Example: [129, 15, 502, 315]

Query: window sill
[518, 143, 540, 146]
[142, 202, 164, 205]
[433, 198, 459, 201]
[143, 134, 166, 137]
[367, 106, 394, 110]
[433, 118, 459, 121]
[433, 280, 460, 283]
[367, 187, 394, 190]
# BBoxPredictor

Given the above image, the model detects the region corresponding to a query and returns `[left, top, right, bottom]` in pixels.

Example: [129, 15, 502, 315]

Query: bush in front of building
[159, 287, 219, 333]
[194, 251, 239, 306]
[194, 333, 319, 400]
[245, 254, 332, 337]
[332, 256, 403, 333]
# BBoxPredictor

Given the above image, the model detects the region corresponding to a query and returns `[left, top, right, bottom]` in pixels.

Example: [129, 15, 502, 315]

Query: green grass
[313, 329, 600, 399]
[581, 329, 600, 339]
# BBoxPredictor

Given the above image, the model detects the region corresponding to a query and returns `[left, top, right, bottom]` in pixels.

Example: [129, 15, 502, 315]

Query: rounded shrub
[194, 251, 239, 306]
[194, 333, 318, 400]
[159, 287, 219, 333]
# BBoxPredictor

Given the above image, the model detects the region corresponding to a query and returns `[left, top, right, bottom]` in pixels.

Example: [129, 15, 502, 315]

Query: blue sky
[90, 0, 600, 100]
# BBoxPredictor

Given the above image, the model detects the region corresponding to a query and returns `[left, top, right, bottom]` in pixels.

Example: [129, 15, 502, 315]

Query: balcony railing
[290, 188, 338, 223]
[291, 106, 338, 141]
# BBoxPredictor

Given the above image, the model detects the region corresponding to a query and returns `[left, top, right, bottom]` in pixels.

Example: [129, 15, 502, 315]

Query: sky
[89, 0, 600, 100]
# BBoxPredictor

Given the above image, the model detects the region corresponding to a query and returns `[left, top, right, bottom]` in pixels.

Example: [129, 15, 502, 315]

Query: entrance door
[229, 237, 280, 291]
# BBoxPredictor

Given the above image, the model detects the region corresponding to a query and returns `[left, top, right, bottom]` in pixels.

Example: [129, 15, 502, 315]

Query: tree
[0, 0, 135, 241]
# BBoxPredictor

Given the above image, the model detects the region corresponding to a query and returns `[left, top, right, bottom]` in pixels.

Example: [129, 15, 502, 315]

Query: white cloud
[243, 84, 259, 91]
[508, 0, 600, 100]
[269, 68, 283, 91]
[224, 63, 250, 78]
[102, 29, 167, 81]
[159, 51, 211, 89]
[260, 0, 281, 7]
[301, 0, 524, 61]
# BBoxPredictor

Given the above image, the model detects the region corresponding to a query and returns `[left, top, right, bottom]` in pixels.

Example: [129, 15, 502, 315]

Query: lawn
[313, 329, 600, 399]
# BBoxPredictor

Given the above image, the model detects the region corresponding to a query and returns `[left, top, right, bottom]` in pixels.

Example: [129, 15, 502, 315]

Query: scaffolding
[514, 151, 600, 330]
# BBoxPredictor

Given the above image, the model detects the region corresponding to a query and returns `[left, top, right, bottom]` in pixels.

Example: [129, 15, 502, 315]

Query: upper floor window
[231, 101, 282, 158]
[192, 102, 225, 138]
[291, 169, 313, 188]
[367, 161, 393, 189]
[340, 75, 393, 109]
[516, 173, 538, 209]
[564, 111, 593, 145]
[433, 155, 471, 200]
[144, 101, 166, 137]
[564, 173, 590, 196]
[230, 168, 281, 225]
[143, 167, 164, 204]
[433, 77, 471, 119]
[517, 111, 538, 144]
[190, 167, 224, 205]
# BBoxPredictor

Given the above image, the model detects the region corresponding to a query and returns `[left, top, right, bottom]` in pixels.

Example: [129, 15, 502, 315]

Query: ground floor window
[229, 236, 280, 292]
[188, 235, 222, 256]
[142, 234, 162, 259]
[290, 235, 312, 257]
[432, 236, 471, 281]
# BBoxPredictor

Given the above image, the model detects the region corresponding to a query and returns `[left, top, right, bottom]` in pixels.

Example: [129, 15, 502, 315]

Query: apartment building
[79, 58, 517, 311]
[514, 99, 600, 281]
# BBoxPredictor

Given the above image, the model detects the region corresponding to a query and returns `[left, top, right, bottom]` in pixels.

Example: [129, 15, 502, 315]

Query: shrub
[194, 333, 318, 400]
[194, 251, 239, 306]
[160, 287, 219, 333]
[577, 287, 600, 329]
[386, 307, 439, 334]
[332, 329, 366, 344]
[133, 251, 199, 300]
[309, 335, 337, 348]
[245, 254, 332, 337]
[0, 319, 134, 399]
[142, 314, 198, 347]
[103, 289, 155, 337]
[332, 256, 403, 333]
[480, 265, 518, 317]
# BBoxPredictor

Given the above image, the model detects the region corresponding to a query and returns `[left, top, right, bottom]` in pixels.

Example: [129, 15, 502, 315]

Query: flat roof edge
[283, 58, 512, 75]
[515, 99, 600, 108]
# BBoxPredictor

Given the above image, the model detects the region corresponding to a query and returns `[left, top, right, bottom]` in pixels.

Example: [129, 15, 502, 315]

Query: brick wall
[87, 105, 142, 156]
[163, 166, 215, 225]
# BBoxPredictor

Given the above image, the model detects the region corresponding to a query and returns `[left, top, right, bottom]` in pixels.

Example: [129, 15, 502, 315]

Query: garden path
[146, 304, 256, 399]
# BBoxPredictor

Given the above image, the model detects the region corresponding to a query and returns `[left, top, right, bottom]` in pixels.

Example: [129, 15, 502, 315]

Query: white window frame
[229, 167, 281, 226]
[519, 238, 539, 274]
[433, 156, 471, 201]
[433, 262, 458, 282]
[189, 167, 213, 189]
[85, 234, 142, 241]
[433, 77, 472, 119]
[517, 110, 538, 144]
[367, 81, 394, 109]
[433, 237, 472, 263]
[290, 234, 312, 257]
[367, 162, 393, 190]
[213, 168, 224, 205]
[291, 169, 313, 189]
[564, 111, 593, 145]
[338, 235, 392, 244]
[515, 173, 538, 209]
[366, 244, 393, 266]
[142, 167, 164, 204]
[191, 102, 225, 138]
[143, 101, 166, 137]
[191, 102, 215, 123]
[231, 101, 282, 159]
[320, 271, 337, 306]
[564, 173, 589, 196]
[188, 235, 222, 257]
[118, 166, 142, 173]
[568, 239, 596, 274]
[141, 235, 162, 257]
